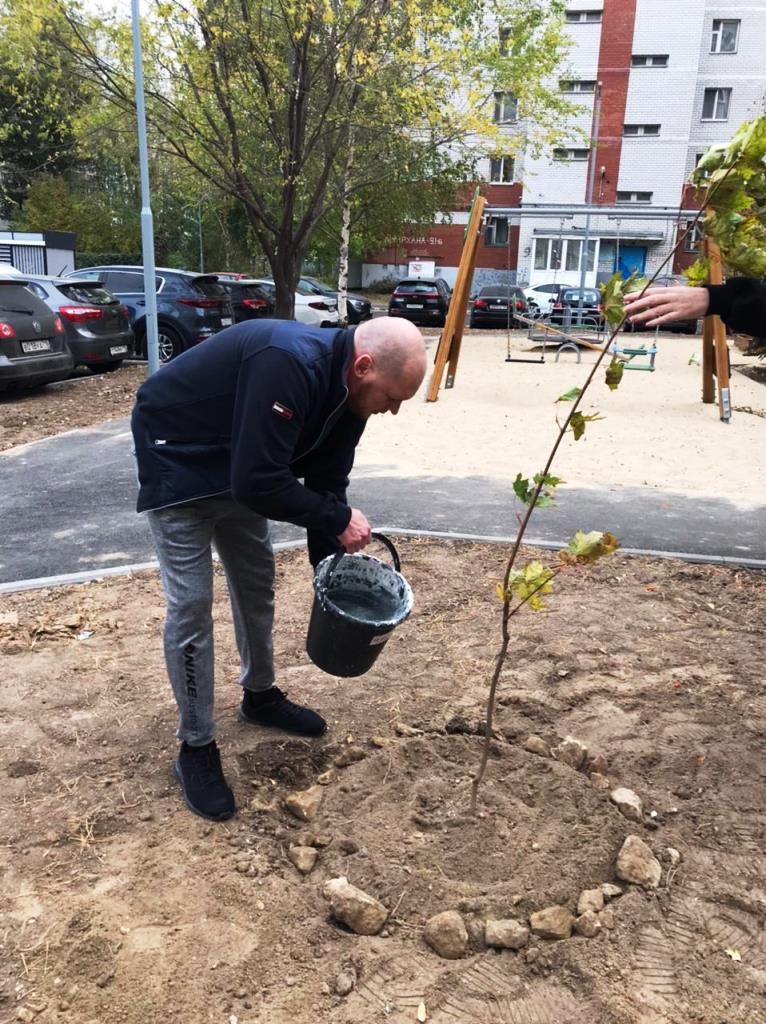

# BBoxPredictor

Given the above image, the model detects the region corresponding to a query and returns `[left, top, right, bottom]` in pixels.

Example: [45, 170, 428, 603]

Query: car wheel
[155, 325, 185, 363]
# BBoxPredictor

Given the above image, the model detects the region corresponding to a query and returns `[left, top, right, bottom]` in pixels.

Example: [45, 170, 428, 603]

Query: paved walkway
[2, 417, 763, 588]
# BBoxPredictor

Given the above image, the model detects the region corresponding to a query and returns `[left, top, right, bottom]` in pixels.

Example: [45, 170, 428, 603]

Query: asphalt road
[2, 417, 764, 588]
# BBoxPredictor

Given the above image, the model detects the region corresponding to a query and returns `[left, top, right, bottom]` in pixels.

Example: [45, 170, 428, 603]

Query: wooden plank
[705, 240, 731, 421]
[426, 191, 486, 402]
[702, 316, 715, 404]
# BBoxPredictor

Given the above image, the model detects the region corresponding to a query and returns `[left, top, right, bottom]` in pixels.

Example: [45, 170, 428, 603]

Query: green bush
[75, 252, 142, 269]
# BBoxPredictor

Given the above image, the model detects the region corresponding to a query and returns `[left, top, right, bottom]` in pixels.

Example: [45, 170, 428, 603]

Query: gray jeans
[147, 498, 275, 746]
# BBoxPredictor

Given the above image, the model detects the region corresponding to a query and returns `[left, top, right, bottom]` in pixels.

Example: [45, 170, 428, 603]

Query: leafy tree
[26, 0, 574, 315]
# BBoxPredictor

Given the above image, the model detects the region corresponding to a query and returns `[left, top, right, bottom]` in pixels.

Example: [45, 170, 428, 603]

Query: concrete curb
[1, 529, 763, 595]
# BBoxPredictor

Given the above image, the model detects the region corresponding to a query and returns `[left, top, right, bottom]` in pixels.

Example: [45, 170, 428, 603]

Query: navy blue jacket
[707, 278, 766, 336]
[131, 320, 366, 565]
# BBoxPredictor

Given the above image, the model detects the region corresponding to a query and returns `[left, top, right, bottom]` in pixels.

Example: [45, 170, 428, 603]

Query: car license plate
[21, 340, 51, 353]
[221, 317, 233, 326]
[406, 303, 424, 309]
[110, 345, 128, 356]
[490, 304, 506, 310]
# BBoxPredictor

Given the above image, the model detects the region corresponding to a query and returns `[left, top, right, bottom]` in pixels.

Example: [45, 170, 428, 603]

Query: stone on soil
[600, 883, 623, 901]
[288, 845, 318, 875]
[424, 910, 468, 959]
[323, 877, 388, 935]
[577, 888, 605, 915]
[485, 918, 529, 950]
[590, 772, 610, 792]
[552, 736, 588, 770]
[334, 970, 356, 996]
[575, 911, 602, 938]
[523, 735, 550, 757]
[600, 908, 616, 930]
[529, 905, 575, 940]
[615, 835, 662, 888]
[610, 787, 643, 822]
[284, 785, 324, 822]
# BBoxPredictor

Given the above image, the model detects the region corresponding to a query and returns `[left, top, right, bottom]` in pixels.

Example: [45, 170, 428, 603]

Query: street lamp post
[131, 0, 159, 374]
[578, 81, 603, 315]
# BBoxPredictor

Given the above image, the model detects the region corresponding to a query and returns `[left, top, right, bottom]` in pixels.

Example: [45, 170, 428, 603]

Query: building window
[498, 26, 510, 56]
[631, 54, 669, 67]
[684, 221, 703, 252]
[564, 238, 597, 272]
[489, 156, 515, 183]
[553, 147, 590, 161]
[485, 217, 510, 247]
[493, 92, 518, 123]
[702, 87, 732, 120]
[616, 191, 653, 204]
[565, 10, 602, 23]
[560, 79, 597, 93]
[711, 18, 739, 53]
[534, 237, 595, 272]
[623, 124, 661, 136]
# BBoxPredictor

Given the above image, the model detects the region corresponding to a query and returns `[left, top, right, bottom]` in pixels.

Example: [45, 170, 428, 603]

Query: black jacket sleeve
[229, 347, 352, 537]
[302, 411, 367, 566]
[707, 278, 766, 336]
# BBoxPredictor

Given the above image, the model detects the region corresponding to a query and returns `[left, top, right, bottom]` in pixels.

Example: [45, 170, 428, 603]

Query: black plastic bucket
[306, 533, 413, 677]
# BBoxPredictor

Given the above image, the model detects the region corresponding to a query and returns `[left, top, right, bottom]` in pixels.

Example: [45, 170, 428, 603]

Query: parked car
[629, 275, 698, 334]
[0, 277, 73, 389]
[388, 278, 451, 326]
[208, 271, 253, 282]
[251, 279, 340, 327]
[217, 279, 275, 323]
[22, 275, 134, 371]
[523, 282, 571, 317]
[469, 284, 527, 328]
[551, 287, 603, 325]
[298, 275, 372, 324]
[65, 266, 234, 363]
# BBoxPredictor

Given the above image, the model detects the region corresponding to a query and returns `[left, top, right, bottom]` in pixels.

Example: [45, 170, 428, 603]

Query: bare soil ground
[2, 539, 765, 1024]
[0, 366, 146, 453]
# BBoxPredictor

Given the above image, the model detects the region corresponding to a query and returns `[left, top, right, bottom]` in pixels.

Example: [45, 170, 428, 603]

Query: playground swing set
[426, 192, 731, 422]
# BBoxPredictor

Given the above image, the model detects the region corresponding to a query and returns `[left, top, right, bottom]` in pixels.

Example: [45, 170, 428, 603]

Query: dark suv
[217, 278, 275, 322]
[388, 278, 451, 326]
[552, 287, 603, 325]
[67, 266, 234, 362]
[22, 275, 135, 371]
[0, 278, 72, 389]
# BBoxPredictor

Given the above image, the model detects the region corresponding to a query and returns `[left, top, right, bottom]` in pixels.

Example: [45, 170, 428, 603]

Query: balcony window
[489, 156, 515, 183]
[702, 87, 731, 121]
[710, 19, 739, 53]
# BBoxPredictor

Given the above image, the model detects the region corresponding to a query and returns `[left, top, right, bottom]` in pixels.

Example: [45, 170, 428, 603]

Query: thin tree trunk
[336, 131, 355, 326]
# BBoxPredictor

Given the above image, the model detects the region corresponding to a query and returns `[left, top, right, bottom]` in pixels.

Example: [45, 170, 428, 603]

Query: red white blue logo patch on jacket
[272, 401, 294, 420]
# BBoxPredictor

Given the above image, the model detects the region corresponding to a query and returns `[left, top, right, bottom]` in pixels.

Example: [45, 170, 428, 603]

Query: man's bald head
[346, 316, 427, 418]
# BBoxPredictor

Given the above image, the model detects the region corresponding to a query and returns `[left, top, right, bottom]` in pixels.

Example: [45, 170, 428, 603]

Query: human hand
[338, 508, 372, 553]
[623, 286, 710, 327]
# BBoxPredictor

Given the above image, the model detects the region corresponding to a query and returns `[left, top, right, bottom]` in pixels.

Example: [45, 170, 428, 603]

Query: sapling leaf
[605, 357, 624, 392]
[508, 560, 554, 610]
[570, 411, 604, 440]
[683, 259, 711, 286]
[556, 387, 581, 403]
[599, 271, 627, 326]
[513, 473, 530, 503]
[560, 530, 620, 565]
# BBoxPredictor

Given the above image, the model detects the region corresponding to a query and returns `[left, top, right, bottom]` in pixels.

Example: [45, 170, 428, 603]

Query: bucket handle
[324, 531, 401, 584]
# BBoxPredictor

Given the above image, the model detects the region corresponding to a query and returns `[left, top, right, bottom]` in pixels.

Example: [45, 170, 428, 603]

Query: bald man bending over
[131, 315, 427, 821]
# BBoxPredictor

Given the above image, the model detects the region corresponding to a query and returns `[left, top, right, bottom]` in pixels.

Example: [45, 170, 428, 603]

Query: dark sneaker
[239, 685, 327, 737]
[174, 740, 235, 821]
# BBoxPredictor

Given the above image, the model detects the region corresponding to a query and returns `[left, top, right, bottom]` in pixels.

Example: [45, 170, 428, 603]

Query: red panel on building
[591, 0, 637, 205]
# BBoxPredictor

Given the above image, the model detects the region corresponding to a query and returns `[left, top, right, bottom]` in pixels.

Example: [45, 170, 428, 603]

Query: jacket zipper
[290, 386, 348, 463]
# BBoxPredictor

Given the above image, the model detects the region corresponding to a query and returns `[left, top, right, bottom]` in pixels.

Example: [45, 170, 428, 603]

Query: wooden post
[704, 240, 732, 421]
[426, 189, 487, 402]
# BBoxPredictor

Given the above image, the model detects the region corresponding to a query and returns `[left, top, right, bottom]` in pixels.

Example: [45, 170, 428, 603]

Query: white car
[252, 279, 340, 327]
[522, 282, 569, 316]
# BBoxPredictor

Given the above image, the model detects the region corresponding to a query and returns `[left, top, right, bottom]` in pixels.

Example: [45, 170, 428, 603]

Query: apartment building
[362, 0, 766, 290]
